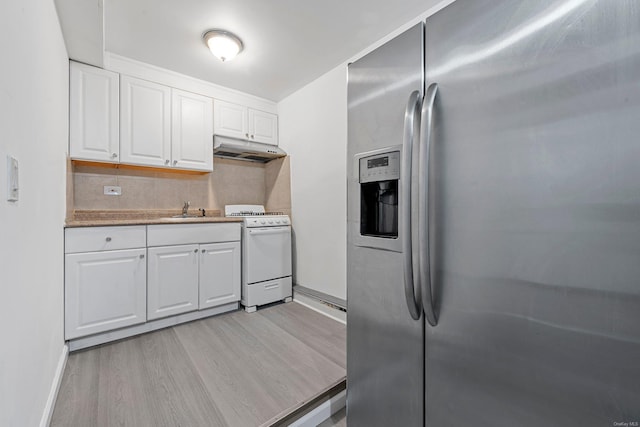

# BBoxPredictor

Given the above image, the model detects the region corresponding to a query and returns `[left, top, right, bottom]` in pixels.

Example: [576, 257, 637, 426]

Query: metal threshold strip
[293, 285, 347, 311]
[265, 379, 346, 426]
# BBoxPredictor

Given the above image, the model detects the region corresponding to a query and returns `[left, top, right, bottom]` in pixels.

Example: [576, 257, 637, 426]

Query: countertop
[65, 209, 243, 228]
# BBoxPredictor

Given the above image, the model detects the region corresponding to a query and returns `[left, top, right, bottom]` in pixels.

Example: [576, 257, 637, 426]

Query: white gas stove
[225, 205, 292, 312]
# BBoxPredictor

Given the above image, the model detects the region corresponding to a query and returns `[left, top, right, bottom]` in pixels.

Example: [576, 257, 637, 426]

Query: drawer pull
[201, 249, 207, 253]
[194, 248, 199, 253]
[105, 237, 112, 242]
[140, 254, 145, 259]
[264, 283, 280, 290]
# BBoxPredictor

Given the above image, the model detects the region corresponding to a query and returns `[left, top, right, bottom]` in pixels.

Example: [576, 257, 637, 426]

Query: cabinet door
[199, 241, 241, 309]
[65, 248, 146, 340]
[69, 62, 119, 162]
[172, 89, 213, 171]
[147, 244, 199, 320]
[120, 76, 172, 167]
[248, 109, 279, 145]
[213, 99, 247, 140]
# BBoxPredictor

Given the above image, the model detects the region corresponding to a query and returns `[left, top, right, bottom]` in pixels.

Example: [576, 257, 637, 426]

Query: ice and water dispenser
[355, 149, 401, 252]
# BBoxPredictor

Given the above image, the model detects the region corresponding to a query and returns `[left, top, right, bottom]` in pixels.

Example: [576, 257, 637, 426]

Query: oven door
[244, 226, 292, 284]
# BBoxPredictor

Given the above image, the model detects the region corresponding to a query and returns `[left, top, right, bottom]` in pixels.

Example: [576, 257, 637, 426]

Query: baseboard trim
[293, 294, 346, 324]
[40, 344, 68, 427]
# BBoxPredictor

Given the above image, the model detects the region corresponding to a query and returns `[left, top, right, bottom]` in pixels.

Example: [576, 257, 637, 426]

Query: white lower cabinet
[65, 248, 147, 340]
[65, 223, 241, 344]
[147, 244, 199, 320]
[146, 223, 241, 320]
[200, 241, 241, 309]
[65, 226, 147, 340]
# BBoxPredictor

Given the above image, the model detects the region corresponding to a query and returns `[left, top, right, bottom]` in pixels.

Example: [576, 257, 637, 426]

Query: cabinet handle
[165, 159, 170, 165]
[173, 160, 178, 166]
[194, 248, 199, 253]
[245, 133, 249, 138]
[140, 254, 145, 259]
[251, 134, 255, 139]
[111, 153, 117, 159]
[201, 249, 206, 253]
[105, 237, 112, 242]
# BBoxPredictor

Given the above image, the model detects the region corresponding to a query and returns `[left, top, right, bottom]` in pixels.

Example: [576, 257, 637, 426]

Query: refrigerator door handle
[419, 83, 439, 327]
[401, 90, 422, 321]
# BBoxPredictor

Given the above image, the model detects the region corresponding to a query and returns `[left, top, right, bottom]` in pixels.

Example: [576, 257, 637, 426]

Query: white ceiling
[99, 0, 441, 101]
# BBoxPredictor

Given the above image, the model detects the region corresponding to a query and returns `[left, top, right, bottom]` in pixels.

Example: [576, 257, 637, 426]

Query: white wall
[278, 66, 348, 300]
[54, 0, 104, 67]
[277, 0, 454, 302]
[0, 0, 69, 425]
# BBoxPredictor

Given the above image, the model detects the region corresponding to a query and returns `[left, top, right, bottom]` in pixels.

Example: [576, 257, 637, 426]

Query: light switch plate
[7, 155, 18, 202]
[104, 185, 122, 196]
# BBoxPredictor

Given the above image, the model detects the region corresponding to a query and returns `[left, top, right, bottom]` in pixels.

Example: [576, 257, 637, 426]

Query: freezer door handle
[419, 83, 439, 327]
[401, 90, 422, 321]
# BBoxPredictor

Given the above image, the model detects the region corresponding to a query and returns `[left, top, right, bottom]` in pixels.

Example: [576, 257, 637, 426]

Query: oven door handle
[247, 227, 291, 235]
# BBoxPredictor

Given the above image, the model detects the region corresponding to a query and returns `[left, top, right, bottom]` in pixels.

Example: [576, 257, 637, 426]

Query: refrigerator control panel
[359, 150, 400, 183]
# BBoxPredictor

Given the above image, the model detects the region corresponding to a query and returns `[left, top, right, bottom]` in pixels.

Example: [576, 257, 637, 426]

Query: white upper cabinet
[214, 99, 278, 146]
[69, 59, 278, 170]
[248, 109, 278, 145]
[120, 77, 213, 171]
[172, 89, 214, 171]
[120, 76, 172, 168]
[213, 99, 247, 140]
[69, 62, 120, 162]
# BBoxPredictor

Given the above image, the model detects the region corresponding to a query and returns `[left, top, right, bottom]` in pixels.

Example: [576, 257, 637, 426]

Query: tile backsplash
[69, 157, 291, 216]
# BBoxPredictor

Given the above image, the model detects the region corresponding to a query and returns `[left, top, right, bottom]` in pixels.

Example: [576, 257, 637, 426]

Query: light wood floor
[51, 302, 346, 427]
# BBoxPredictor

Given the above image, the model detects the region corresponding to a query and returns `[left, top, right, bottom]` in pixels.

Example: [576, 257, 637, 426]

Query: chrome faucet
[182, 201, 190, 216]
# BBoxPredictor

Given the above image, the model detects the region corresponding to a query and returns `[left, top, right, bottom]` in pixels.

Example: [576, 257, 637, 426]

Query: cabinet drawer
[243, 276, 292, 308]
[147, 223, 240, 246]
[65, 226, 146, 253]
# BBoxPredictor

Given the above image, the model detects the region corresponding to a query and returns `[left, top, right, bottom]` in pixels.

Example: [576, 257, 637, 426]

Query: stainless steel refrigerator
[347, 1, 640, 425]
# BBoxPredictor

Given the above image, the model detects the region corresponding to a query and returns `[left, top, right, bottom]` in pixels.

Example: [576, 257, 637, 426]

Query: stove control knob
[268, 220, 274, 224]
[275, 219, 281, 224]
[260, 219, 266, 224]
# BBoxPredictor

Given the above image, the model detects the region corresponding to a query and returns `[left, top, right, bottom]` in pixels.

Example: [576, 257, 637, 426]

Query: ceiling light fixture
[203, 29, 244, 62]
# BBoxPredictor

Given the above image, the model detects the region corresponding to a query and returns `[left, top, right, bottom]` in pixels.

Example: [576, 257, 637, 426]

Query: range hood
[213, 135, 287, 163]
